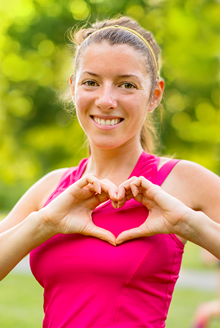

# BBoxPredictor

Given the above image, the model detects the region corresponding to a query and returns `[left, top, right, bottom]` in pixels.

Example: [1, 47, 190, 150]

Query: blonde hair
[67, 16, 163, 154]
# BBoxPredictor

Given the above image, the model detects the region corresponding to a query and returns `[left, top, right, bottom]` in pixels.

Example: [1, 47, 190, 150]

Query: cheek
[128, 101, 148, 121]
[74, 97, 92, 131]
[75, 97, 87, 119]
[75, 90, 92, 113]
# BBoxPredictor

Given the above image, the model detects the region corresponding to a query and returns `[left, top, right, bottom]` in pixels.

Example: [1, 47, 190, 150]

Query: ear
[69, 75, 75, 102]
[148, 79, 164, 112]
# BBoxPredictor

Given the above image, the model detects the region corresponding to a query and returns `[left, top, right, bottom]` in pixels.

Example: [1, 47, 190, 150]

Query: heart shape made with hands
[85, 174, 184, 246]
[84, 175, 165, 246]
[52, 174, 177, 247]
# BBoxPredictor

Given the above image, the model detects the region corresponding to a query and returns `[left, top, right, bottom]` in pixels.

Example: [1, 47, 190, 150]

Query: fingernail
[112, 202, 117, 209]
[132, 191, 137, 197]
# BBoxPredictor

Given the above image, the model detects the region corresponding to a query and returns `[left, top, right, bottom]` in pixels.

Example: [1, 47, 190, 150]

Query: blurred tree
[0, 0, 219, 211]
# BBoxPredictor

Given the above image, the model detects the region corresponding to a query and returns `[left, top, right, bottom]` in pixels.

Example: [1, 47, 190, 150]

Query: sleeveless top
[30, 151, 184, 328]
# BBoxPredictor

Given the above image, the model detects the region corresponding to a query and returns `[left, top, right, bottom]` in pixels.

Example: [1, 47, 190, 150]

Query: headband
[87, 25, 159, 78]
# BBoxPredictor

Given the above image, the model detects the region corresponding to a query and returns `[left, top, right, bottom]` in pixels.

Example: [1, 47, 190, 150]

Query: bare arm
[115, 177, 220, 259]
[161, 160, 220, 225]
[180, 209, 220, 259]
[0, 173, 117, 280]
[0, 211, 55, 280]
[0, 168, 68, 233]
[0, 168, 67, 280]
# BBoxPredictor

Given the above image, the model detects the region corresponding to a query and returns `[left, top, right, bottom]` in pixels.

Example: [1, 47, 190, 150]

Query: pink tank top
[30, 151, 184, 328]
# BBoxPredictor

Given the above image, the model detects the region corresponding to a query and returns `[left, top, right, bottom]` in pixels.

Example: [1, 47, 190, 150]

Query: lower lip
[91, 118, 123, 130]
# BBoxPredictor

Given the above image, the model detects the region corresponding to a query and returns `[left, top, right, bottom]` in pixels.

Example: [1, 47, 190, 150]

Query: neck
[83, 142, 144, 185]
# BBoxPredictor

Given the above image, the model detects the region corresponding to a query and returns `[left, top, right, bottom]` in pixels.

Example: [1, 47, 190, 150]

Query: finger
[117, 185, 126, 201]
[111, 200, 118, 209]
[77, 175, 102, 194]
[129, 176, 146, 190]
[137, 179, 176, 210]
[118, 177, 137, 201]
[111, 198, 126, 209]
[112, 187, 131, 208]
[99, 179, 118, 201]
[132, 177, 157, 197]
[116, 225, 148, 245]
[118, 176, 137, 192]
[118, 176, 143, 200]
[130, 177, 161, 200]
[95, 191, 110, 205]
[130, 184, 139, 198]
[84, 222, 116, 246]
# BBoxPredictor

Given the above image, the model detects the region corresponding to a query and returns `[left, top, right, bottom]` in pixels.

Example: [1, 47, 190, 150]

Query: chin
[90, 139, 123, 150]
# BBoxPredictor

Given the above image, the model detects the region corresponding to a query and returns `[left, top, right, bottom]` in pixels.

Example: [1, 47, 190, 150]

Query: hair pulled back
[68, 16, 162, 154]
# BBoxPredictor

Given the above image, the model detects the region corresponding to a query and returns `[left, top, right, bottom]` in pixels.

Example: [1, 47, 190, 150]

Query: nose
[95, 83, 117, 111]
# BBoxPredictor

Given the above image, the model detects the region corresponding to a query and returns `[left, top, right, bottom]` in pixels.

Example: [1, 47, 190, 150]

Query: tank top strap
[43, 158, 89, 207]
[55, 158, 88, 189]
[58, 167, 76, 185]
[156, 158, 180, 186]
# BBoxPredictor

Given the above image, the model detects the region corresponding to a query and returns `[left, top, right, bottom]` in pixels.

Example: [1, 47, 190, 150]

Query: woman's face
[71, 42, 163, 151]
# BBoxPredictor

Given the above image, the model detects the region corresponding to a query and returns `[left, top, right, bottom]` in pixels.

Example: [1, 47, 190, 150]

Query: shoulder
[171, 159, 219, 184]
[159, 156, 218, 181]
[0, 168, 71, 233]
[158, 156, 177, 170]
[162, 158, 220, 210]
[35, 168, 71, 209]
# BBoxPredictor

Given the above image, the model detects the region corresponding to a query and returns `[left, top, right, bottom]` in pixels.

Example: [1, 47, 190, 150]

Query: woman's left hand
[115, 176, 191, 245]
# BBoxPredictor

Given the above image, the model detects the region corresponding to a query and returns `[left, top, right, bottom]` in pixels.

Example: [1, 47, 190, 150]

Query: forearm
[0, 211, 55, 280]
[175, 209, 220, 259]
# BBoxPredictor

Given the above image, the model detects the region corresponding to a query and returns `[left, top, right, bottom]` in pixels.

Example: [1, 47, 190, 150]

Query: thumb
[84, 222, 116, 246]
[116, 226, 148, 245]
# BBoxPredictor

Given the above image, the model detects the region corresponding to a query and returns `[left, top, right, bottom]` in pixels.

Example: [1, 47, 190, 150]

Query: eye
[120, 82, 136, 89]
[83, 80, 98, 87]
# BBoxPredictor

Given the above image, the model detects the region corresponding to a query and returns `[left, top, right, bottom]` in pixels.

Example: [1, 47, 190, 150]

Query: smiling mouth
[91, 116, 124, 126]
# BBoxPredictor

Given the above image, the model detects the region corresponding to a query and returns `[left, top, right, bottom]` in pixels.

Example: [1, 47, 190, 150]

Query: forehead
[76, 42, 148, 77]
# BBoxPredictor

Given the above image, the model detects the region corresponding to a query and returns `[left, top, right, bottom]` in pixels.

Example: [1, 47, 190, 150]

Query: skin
[71, 42, 164, 185]
[0, 41, 220, 282]
[72, 42, 160, 153]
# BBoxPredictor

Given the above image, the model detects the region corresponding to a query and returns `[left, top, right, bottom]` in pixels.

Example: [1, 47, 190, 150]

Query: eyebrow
[82, 71, 99, 77]
[117, 74, 140, 79]
[82, 71, 140, 79]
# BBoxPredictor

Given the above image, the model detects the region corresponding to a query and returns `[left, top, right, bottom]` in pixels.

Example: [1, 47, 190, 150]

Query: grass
[0, 272, 219, 328]
[182, 241, 219, 271]
[167, 289, 219, 328]
[0, 273, 44, 328]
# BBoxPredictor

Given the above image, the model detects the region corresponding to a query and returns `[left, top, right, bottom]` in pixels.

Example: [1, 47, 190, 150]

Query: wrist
[27, 210, 57, 242]
[178, 208, 218, 251]
[173, 207, 203, 242]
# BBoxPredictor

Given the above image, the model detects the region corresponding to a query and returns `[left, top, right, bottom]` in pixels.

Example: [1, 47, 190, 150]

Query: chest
[30, 202, 183, 288]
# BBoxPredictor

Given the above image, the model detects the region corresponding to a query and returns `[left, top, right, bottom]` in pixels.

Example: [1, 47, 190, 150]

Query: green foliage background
[0, 0, 220, 211]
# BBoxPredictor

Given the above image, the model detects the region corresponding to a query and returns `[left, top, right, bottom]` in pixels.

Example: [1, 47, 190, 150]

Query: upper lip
[90, 115, 123, 120]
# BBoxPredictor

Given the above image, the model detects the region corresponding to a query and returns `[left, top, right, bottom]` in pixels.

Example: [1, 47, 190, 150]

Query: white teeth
[93, 116, 121, 126]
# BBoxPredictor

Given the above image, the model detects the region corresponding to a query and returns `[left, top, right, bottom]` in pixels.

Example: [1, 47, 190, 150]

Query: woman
[0, 16, 220, 327]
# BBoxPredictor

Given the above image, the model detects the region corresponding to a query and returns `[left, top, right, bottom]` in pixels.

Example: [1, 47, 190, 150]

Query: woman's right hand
[40, 175, 117, 245]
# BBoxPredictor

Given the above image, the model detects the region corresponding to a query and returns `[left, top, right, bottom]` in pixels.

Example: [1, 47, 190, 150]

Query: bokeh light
[0, 0, 219, 210]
